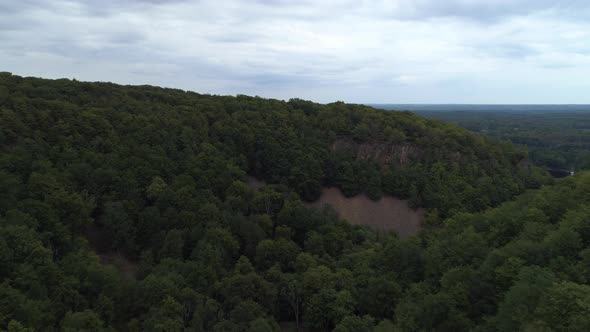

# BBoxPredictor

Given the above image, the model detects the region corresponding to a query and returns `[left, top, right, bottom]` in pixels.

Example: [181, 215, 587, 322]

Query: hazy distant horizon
[371, 103, 590, 106]
[4, 71, 590, 110]
[370, 104, 590, 113]
[2, 1, 590, 104]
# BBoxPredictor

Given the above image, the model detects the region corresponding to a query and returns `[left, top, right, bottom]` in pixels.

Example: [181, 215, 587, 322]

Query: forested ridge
[0, 73, 576, 331]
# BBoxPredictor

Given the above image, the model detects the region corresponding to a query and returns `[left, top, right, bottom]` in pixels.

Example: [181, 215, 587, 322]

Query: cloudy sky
[1, 0, 590, 103]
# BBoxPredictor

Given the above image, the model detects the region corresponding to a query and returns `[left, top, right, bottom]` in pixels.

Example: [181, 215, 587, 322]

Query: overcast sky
[1, 0, 590, 103]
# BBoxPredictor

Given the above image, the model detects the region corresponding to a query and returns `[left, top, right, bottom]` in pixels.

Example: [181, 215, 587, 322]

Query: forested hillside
[0, 74, 555, 331]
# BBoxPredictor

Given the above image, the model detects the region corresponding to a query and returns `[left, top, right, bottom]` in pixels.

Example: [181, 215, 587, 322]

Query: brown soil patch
[246, 176, 423, 237]
[306, 187, 423, 238]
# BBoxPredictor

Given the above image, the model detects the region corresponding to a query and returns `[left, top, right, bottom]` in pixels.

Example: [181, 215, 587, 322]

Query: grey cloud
[72, 0, 190, 17]
[206, 32, 260, 44]
[254, 0, 306, 6]
[374, 0, 590, 23]
[1, 0, 590, 103]
[0, 16, 38, 32]
[245, 72, 317, 87]
[542, 63, 576, 69]
[485, 43, 538, 59]
[107, 31, 146, 45]
[0, 0, 45, 14]
[403, 0, 556, 21]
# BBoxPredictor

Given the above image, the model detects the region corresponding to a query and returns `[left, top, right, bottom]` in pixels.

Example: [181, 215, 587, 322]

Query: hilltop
[0, 74, 555, 331]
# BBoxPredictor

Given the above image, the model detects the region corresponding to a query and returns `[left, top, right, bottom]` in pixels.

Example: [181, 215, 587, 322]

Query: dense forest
[1, 73, 578, 331]
[401, 109, 590, 172]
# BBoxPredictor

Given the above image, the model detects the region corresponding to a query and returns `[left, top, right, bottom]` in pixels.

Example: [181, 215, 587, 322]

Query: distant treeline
[373, 104, 590, 113]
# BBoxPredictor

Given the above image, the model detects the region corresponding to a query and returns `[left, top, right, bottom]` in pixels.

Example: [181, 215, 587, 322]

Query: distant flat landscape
[370, 104, 590, 113]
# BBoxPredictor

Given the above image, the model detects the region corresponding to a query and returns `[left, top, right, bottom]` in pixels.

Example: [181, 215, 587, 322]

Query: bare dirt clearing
[306, 187, 423, 238]
[246, 176, 423, 237]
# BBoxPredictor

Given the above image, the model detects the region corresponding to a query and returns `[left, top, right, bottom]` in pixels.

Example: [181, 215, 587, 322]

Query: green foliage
[333, 315, 375, 332]
[534, 282, 590, 331]
[5, 320, 33, 332]
[143, 296, 184, 332]
[146, 176, 167, 201]
[494, 266, 557, 331]
[0, 75, 569, 331]
[255, 239, 301, 271]
[61, 310, 105, 332]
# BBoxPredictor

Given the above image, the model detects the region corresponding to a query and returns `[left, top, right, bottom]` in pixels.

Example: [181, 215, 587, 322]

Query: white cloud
[1, 0, 589, 103]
